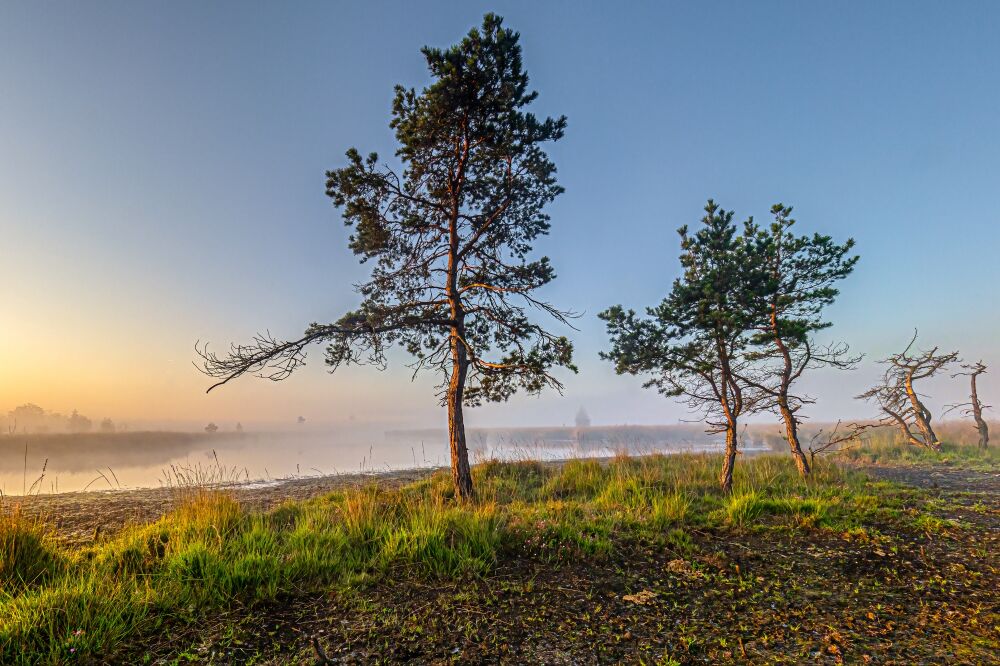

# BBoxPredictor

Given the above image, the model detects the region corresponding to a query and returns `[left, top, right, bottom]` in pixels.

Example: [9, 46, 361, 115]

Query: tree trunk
[720, 423, 738, 493]
[447, 334, 474, 500]
[921, 413, 940, 451]
[976, 419, 989, 449]
[444, 166, 474, 500]
[778, 398, 810, 477]
[918, 407, 941, 451]
[904, 372, 940, 450]
[768, 301, 810, 477]
[970, 374, 989, 449]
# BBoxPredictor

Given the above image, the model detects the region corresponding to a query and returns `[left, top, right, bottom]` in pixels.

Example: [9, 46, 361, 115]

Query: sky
[1, 1, 998, 430]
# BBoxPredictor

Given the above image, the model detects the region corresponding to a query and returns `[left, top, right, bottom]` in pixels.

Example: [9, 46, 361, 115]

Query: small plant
[912, 513, 957, 535]
[651, 491, 690, 529]
[722, 490, 765, 528]
[665, 528, 695, 556]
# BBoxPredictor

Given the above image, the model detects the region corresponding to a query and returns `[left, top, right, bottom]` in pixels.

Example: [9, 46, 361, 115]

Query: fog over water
[0, 425, 760, 495]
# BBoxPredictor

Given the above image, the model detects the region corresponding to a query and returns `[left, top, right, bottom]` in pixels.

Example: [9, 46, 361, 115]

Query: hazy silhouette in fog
[6, 404, 108, 435]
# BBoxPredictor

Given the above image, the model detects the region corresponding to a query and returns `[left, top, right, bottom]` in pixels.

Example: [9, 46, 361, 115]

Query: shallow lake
[0, 426, 758, 495]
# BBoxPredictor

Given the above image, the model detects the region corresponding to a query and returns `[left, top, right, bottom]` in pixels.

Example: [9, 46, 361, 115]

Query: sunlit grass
[838, 429, 999, 470]
[0, 453, 926, 663]
[0, 506, 64, 590]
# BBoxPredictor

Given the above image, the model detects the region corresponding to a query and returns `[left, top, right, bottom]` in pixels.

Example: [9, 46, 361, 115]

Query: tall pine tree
[199, 15, 574, 498]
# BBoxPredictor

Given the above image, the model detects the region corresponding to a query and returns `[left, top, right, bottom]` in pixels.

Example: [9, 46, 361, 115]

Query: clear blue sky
[1, 1, 997, 427]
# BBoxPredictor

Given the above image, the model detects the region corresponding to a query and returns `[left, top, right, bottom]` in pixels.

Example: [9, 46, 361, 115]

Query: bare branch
[856, 332, 957, 450]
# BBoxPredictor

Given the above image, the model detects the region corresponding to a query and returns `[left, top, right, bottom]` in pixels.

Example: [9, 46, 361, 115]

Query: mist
[1, 418, 785, 495]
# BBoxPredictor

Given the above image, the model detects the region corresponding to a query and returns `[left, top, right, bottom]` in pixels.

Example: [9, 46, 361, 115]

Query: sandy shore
[3, 467, 440, 546]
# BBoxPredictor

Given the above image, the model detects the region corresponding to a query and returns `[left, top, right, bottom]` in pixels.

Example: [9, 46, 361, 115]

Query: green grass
[0, 508, 65, 590]
[839, 430, 999, 471]
[0, 454, 920, 663]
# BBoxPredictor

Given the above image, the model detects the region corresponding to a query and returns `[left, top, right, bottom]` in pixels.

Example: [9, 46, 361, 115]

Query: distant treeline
[388, 424, 721, 451]
[4, 403, 116, 435]
[387, 420, 998, 454]
[0, 431, 251, 475]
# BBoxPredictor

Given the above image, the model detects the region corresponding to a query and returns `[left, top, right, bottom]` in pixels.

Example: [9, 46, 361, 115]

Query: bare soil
[863, 464, 999, 494]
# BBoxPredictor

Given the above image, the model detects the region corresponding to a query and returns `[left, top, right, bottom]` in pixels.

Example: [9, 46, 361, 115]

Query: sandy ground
[3, 468, 439, 546]
[860, 464, 999, 493]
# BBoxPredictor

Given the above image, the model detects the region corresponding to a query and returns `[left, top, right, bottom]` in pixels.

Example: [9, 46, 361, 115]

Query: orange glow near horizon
[0, 307, 434, 427]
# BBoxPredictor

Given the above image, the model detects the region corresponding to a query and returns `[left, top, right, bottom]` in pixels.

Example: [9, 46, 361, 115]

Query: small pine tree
[601, 200, 768, 492]
[742, 204, 859, 477]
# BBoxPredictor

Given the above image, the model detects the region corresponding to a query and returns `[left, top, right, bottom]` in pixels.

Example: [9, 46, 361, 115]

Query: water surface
[0, 426, 760, 495]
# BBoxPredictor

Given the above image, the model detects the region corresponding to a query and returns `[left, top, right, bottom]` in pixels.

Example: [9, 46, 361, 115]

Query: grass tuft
[721, 490, 766, 528]
[0, 505, 64, 591]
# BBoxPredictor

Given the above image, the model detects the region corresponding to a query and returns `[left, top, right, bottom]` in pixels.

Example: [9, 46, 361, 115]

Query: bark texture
[967, 365, 989, 449]
[903, 370, 941, 451]
[720, 425, 738, 494]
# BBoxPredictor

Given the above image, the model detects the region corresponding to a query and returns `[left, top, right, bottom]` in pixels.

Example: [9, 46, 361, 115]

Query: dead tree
[947, 362, 990, 449]
[857, 333, 957, 451]
[806, 420, 880, 466]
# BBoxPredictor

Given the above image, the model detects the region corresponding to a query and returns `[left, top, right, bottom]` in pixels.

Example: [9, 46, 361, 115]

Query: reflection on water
[0, 428, 433, 495]
[0, 426, 765, 495]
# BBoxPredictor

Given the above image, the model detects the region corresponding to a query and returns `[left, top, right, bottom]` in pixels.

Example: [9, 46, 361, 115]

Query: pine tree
[600, 200, 767, 492]
[198, 15, 574, 499]
[743, 204, 859, 476]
